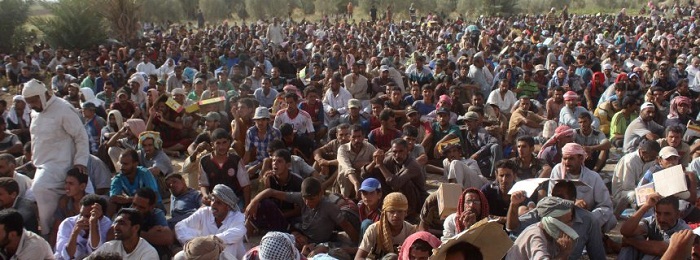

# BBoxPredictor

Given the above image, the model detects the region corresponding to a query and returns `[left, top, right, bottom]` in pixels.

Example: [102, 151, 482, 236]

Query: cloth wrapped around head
[561, 143, 587, 158]
[138, 131, 163, 150]
[538, 125, 575, 158]
[211, 184, 239, 211]
[456, 188, 489, 233]
[537, 197, 579, 241]
[181, 235, 224, 260]
[125, 119, 146, 138]
[21, 79, 48, 109]
[437, 94, 453, 109]
[107, 110, 124, 131]
[259, 231, 302, 260]
[398, 231, 441, 260]
[668, 96, 692, 119]
[563, 91, 578, 101]
[377, 192, 409, 254]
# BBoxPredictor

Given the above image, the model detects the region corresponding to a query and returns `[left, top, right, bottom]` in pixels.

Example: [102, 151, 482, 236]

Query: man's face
[112, 214, 136, 241]
[678, 103, 691, 115]
[302, 194, 322, 209]
[667, 131, 682, 147]
[659, 155, 680, 169]
[65, 176, 85, 197]
[472, 95, 484, 106]
[577, 117, 592, 132]
[141, 138, 156, 157]
[82, 108, 95, 119]
[210, 196, 231, 220]
[519, 98, 531, 111]
[238, 103, 252, 118]
[561, 154, 583, 174]
[496, 168, 515, 192]
[360, 190, 381, 207]
[166, 177, 187, 196]
[565, 98, 576, 109]
[0, 188, 15, 209]
[555, 209, 574, 227]
[655, 203, 679, 231]
[422, 89, 433, 100]
[119, 154, 137, 175]
[639, 149, 659, 163]
[271, 155, 288, 176]
[350, 130, 363, 147]
[336, 128, 351, 144]
[25, 95, 44, 112]
[553, 90, 564, 102]
[385, 209, 407, 227]
[285, 97, 298, 112]
[0, 160, 13, 178]
[131, 195, 153, 215]
[254, 118, 268, 130]
[641, 107, 655, 122]
[371, 104, 383, 117]
[409, 248, 431, 260]
[212, 138, 230, 155]
[516, 141, 533, 157]
[463, 192, 482, 216]
[391, 143, 408, 163]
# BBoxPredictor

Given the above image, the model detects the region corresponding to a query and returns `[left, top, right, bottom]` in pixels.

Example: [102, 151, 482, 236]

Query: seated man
[52, 169, 89, 246]
[559, 91, 599, 129]
[507, 96, 546, 145]
[313, 123, 351, 189]
[129, 188, 174, 258]
[278, 123, 315, 164]
[361, 138, 428, 220]
[619, 194, 690, 259]
[199, 128, 250, 209]
[355, 192, 417, 259]
[244, 178, 359, 247]
[510, 136, 551, 180]
[358, 178, 383, 237]
[0, 209, 53, 259]
[612, 140, 661, 217]
[243, 107, 282, 174]
[175, 184, 247, 259]
[538, 125, 575, 167]
[335, 125, 376, 199]
[440, 139, 487, 189]
[91, 208, 158, 259]
[0, 153, 33, 199]
[658, 126, 692, 167]
[0, 177, 37, 233]
[55, 194, 112, 260]
[165, 174, 202, 229]
[329, 99, 370, 133]
[274, 92, 315, 140]
[442, 188, 489, 241]
[573, 112, 611, 172]
[481, 160, 528, 222]
[548, 143, 616, 232]
[136, 131, 173, 190]
[623, 102, 664, 153]
[508, 182, 606, 260]
[247, 149, 303, 233]
[639, 147, 699, 222]
[423, 107, 461, 159]
[609, 96, 638, 148]
[109, 149, 162, 214]
[368, 109, 402, 151]
[462, 111, 502, 177]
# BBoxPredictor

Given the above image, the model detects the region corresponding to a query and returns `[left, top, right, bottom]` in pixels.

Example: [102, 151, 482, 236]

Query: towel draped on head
[377, 192, 409, 255]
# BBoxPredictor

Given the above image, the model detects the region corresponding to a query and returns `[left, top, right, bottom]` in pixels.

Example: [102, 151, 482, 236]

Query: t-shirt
[358, 221, 416, 257]
[0, 132, 21, 155]
[273, 109, 315, 134]
[168, 188, 202, 228]
[431, 123, 462, 143]
[92, 238, 158, 260]
[574, 129, 607, 146]
[285, 192, 345, 243]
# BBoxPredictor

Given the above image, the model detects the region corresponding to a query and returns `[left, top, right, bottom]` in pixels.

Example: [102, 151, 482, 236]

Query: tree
[31, 0, 107, 49]
[0, 0, 33, 53]
[199, 0, 232, 21]
[93, 0, 141, 43]
[142, 0, 185, 24]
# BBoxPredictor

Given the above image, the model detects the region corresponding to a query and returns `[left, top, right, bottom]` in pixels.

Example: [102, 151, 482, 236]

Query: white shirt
[487, 89, 517, 114]
[322, 88, 353, 116]
[91, 238, 158, 260]
[344, 74, 370, 100]
[30, 96, 90, 185]
[14, 172, 33, 201]
[5, 229, 54, 260]
[468, 65, 494, 96]
[175, 207, 247, 259]
[273, 109, 315, 134]
[55, 215, 112, 260]
[136, 62, 157, 76]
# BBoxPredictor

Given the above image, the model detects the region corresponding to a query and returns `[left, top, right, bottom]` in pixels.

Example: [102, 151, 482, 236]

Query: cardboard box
[438, 183, 463, 219]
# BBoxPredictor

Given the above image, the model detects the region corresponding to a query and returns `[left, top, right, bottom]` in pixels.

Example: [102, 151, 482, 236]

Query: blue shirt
[110, 166, 163, 205]
[168, 188, 202, 229]
[413, 100, 436, 116]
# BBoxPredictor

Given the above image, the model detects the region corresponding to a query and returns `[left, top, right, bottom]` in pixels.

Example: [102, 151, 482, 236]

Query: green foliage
[142, 0, 185, 23]
[178, 0, 198, 19]
[31, 0, 107, 49]
[199, 0, 232, 21]
[94, 0, 141, 43]
[0, 0, 33, 53]
[243, 0, 290, 19]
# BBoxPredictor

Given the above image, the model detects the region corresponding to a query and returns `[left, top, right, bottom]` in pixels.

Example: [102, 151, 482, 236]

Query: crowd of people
[6, 0, 700, 259]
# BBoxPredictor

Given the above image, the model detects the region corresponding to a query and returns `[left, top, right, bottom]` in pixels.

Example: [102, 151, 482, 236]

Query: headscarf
[124, 119, 146, 137]
[563, 91, 578, 101]
[211, 184, 239, 211]
[437, 94, 453, 110]
[7, 95, 30, 126]
[377, 192, 409, 254]
[668, 96, 692, 119]
[397, 231, 441, 260]
[138, 131, 163, 150]
[537, 197, 579, 241]
[538, 125, 574, 158]
[128, 74, 147, 89]
[80, 87, 104, 107]
[107, 109, 124, 132]
[22, 79, 48, 110]
[551, 67, 569, 87]
[182, 235, 225, 260]
[259, 232, 302, 260]
[159, 58, 176, 78]
[590, 72, 606, 98]
[283, 85, 303, 99]
[559, 143, 588, 176]
[456, 188, 489, 233]
[614, 73, 628, 84]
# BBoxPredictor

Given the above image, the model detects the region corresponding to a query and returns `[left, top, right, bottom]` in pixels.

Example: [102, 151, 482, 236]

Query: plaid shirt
[245, 125, 282, 164]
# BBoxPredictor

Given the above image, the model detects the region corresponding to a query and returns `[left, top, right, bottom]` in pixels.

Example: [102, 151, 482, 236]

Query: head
[658, 146, 680, 169]
[0, 154, 15, 178]
[494, 160, 517, 192]
[655, 196, 680, 231]
[165, 174, 188, 197]
[359, 178, 383, 208]
[444, 242, 483, 260]
[270, 149, 292, 177]
[335, 123, 351, 144]
[210, 128, 232, 156]
[561, 143, 586, 175]
[639, 140, 662, 163]
[0, 178, 18, 209]
[112, 208, 143, 241]
[553, 87, 564, 102]
[516, 136, 535, 158]
[22, 79, 50, 113]
[666, 126, 683, 148]
[118, 149, 140, 176]
[551, 181, 577, 201]
[285, 93, 299, 113]
[577, 112, 594, 133]
[300, 178, 323, 209]
[0, 209, 24, 249]
[640, 103, 656, 122]
[65, 168, 88, 198]
[382, 192, 409, 228]
[390, 139, 409, 164]
[379, 108, 396, 129]
[131, 188, 157, 215]
[78, 194, 107, 226]
[350, 125, 364, 148]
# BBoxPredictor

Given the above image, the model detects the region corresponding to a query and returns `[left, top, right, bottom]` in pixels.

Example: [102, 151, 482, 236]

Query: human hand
[245, 201, 258, 220]
[556, 232, 574, 257]
[373, 149, 385, 165]
[196, 142, 212, 153]
[510, 191, 527, 206]
[666, 229, 694, 259]
[74, 165, 88, 175]
[645, 193, 662, 208]
[574, 199, 588, 210]
[89, 203, 103, 224]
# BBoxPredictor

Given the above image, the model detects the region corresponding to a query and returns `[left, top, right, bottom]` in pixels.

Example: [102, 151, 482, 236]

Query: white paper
[652, 165, 688, 198]
[508, 178, 550, 197]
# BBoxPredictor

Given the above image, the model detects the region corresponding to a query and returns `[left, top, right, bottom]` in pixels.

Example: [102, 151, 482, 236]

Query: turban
[138, 131, 163, 151]
[125, 119, 146, 138]
[22, 79, 48, 109]
[211, 184, 239, 211]
[668, 96, 692, 119]
[563, 91, 578, 101]
[259, 232, 301, 260]
[438, 94, 453, 108]
[377, 193, 409, 254]
[181, 235, 224, 260]
[561, 143, 587, 157]
[536, 197, 579, 242]
[398, 231, 441, 260]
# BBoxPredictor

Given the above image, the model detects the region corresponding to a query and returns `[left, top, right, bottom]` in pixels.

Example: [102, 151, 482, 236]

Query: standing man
[22, 79, 90, 237]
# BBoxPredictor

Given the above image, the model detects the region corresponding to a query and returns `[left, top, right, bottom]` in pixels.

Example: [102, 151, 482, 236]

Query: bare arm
[141, 226, 175, 246]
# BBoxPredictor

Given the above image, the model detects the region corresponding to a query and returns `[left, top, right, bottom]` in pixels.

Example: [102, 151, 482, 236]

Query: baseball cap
[348, 99, 361, 109]
[380, 65, 390, 72]
[359, 178, 381, 192]
[406, 107, 419, 116]
[463, 111, 479, 121]
[640, 102, 655, 111]
[193, 78, 204, 84]
[659, 146, 680, 159]
[203, 112, 221, 122]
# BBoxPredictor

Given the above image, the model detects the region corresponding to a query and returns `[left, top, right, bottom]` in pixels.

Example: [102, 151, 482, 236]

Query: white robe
[29, 96, 90, 235]
[175, 207, 247, 259]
